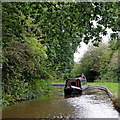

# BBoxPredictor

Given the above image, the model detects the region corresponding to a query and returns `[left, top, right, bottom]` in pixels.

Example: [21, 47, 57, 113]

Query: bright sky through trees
[74, 28, 112, 63]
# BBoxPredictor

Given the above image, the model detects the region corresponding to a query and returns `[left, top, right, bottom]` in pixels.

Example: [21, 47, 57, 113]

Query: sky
[74, 28, 112, 63]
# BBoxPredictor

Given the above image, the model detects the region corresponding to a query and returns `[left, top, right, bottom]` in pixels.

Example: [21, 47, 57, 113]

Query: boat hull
[64, 87, 82, 97]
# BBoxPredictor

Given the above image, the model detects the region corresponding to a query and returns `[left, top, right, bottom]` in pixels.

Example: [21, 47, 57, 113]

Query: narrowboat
[64, 77, 87, 97]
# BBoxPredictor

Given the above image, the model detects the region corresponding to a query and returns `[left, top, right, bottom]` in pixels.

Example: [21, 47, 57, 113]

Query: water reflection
[67, 94, 118, 118]
[2, 86, 118, 118]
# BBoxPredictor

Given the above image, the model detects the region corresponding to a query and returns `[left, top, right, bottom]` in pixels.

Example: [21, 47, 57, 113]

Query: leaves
[72, 43, 112, 82]
[2, 2, 119, 106]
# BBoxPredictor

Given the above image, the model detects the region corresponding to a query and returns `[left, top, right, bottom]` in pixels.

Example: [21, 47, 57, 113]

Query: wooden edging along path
[82, 85, 113, 99]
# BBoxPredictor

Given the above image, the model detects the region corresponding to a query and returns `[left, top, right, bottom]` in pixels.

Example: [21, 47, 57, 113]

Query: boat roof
[66, 78, 80, 82]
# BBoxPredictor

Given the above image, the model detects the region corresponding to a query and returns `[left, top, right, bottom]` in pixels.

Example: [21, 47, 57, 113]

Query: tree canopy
[2, 2, 119, 78]
[72, 41, 118, 82]
[2, 2, 119, 106]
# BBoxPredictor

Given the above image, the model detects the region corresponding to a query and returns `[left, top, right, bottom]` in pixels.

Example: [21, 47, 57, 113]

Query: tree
[73, 43, 111, 82]
[2, 2, 119, 106]
[2, 2, 119, 79]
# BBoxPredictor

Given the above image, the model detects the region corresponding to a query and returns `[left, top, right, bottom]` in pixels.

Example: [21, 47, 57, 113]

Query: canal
[2, 86, 118, 118]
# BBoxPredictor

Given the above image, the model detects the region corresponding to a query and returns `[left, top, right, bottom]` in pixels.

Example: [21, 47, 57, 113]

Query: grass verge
[51, 80, 65, 84]
[87, 82, 118, 95]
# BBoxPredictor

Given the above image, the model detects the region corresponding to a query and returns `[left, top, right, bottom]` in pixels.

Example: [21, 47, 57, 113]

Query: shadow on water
[2, 86, 118, 118]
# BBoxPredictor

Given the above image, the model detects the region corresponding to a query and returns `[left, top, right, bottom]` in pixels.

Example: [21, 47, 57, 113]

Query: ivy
[2, 2, 119, 106]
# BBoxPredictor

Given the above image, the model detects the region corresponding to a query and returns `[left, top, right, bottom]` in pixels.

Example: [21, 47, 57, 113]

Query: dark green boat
[64, 77, 87, 97]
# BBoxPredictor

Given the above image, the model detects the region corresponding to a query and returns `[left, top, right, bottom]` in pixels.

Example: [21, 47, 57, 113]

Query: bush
[2, 78, 52, 107]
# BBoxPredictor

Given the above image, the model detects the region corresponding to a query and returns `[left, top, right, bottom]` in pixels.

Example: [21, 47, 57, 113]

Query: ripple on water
[66, 94, 118, 118]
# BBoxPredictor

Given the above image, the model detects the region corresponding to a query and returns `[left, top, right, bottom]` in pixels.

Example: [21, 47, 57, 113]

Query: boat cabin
[65, 78, 82, 88]
[65, 77, 87, 88]
[64, 78, 86, 97]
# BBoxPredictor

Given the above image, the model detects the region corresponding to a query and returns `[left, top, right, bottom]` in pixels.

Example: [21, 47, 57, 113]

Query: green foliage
[2, 3, 52, 107]
[87, 82, 118, 95]
[2, 2, 119, 77]
[2, 2, 119, 107]
[78, 43, 111, 81]
[72, 43, 113, 82]
[72, 41, 118, 83]
[27, 2, 118, 77]
[2, 79, 52, 107]
[97, 50, 118, 82]
[71, 62, 81, 78]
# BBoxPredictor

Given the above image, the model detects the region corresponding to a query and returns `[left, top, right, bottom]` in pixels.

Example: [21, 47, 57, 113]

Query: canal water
[2, 86, 118, 118]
